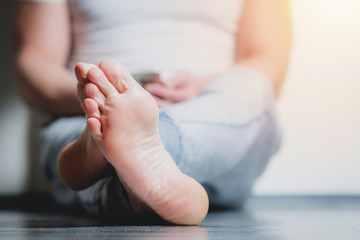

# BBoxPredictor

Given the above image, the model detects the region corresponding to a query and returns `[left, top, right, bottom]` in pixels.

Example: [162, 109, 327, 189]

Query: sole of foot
[82, 59, 209, 225]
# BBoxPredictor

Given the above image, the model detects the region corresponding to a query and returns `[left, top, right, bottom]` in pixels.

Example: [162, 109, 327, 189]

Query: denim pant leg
[41, 67, 281, 219]
[40, 117, 85, 206]
[158, 67, 282, 206]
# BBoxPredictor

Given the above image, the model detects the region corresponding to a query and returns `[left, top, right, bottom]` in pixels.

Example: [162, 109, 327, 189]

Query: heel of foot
[162, 175, 209, 225]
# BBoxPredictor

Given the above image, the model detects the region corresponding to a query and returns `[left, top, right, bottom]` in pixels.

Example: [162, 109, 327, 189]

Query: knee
[158, 111, 184, 164]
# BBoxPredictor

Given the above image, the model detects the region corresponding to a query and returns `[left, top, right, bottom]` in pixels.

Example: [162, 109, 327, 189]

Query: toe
[77, 83, 86, 103]
[83, 98, 100, 119]
[75, 62, 97, 86]
[98, 58, 129, 93]
[87, 66, 118, 97]
[84, 83, 106, 108]
[87, 117, 102, 142]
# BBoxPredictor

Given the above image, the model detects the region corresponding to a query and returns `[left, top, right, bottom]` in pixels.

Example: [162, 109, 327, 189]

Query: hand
[144, 72, 215, 108]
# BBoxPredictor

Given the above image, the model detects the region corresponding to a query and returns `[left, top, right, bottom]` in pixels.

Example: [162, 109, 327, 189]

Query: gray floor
[0, 196, 359, 239]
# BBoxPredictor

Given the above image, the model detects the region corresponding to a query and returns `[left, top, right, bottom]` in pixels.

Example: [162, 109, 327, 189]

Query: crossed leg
[57, 59, 209, 225]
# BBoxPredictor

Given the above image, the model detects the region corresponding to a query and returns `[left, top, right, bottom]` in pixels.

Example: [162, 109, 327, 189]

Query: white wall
[255, 0, 360, 195]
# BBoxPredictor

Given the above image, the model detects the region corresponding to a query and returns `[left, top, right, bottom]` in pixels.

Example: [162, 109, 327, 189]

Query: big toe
[98, 59, 133, 93]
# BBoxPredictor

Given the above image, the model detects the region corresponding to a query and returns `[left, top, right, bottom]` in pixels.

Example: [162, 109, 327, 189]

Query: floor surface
[0, 196, 359, 239]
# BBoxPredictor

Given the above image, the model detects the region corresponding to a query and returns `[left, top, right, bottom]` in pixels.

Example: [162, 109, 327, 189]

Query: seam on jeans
[179, 110, 271, 129]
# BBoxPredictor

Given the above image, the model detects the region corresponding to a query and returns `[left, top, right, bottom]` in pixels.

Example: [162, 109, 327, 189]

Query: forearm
[14, 2, 80, 116]
[15, 50, 83, 116]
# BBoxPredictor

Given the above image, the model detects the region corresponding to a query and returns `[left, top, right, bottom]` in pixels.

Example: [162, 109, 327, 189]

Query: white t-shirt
[20, 0, 244, 76]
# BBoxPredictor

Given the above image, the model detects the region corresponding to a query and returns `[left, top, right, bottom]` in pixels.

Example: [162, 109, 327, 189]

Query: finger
[145, 83, 176, 99]
[165, 72, 191, 88]
[168, 90, 190, 103]
[148, 83, 192, 103]
[152, 96, 171, 108]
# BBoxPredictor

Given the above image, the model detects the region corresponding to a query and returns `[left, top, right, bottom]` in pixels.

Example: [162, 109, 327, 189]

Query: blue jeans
[40, 67, 281, 220]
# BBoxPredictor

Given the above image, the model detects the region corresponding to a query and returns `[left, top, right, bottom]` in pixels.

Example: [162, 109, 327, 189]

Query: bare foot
[83, 59, 209, 225]
[57, 63, 110, 191]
